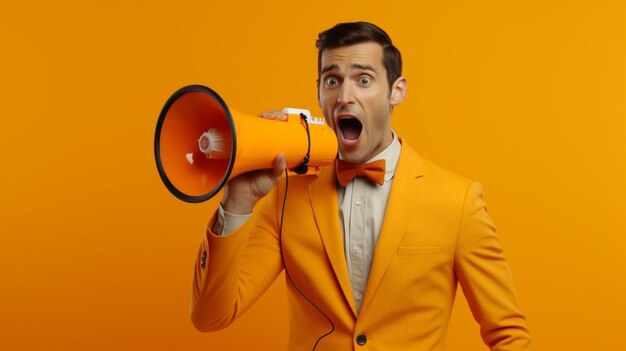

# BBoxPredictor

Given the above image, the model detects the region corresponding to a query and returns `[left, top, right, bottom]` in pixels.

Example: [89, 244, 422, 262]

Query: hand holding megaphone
[219, 109, 287, 214]
[220, 152, 286, 214]
[154, 85, 338, 204]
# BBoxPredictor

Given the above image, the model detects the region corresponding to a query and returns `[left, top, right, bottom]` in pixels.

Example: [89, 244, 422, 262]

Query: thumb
[271, 153, 287, 179]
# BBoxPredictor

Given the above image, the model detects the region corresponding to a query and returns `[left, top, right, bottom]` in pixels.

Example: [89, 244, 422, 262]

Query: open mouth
[338, 118, 363, 143]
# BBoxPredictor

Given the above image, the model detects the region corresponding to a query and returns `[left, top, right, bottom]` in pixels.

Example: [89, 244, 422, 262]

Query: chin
[339, 149, 366, 163]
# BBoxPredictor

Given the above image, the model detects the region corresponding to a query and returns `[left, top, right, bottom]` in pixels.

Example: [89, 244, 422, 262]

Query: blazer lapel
[360, 141, 425, 316]
[309, 165, 358, 317]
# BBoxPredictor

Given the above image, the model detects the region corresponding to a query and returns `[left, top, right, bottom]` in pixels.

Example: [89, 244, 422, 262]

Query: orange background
[1, 1, 625, 350]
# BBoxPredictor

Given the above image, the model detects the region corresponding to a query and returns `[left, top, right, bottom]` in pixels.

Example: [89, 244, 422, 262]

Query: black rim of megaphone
[154, 84, 237, 203]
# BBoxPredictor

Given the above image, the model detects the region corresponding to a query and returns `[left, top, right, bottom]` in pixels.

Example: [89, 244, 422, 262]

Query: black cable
[293, 113, 312, 175]
[278, 118, 335, 350]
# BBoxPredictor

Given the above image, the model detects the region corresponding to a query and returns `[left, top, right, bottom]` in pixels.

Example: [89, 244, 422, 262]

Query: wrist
[220, 195, 257, 215]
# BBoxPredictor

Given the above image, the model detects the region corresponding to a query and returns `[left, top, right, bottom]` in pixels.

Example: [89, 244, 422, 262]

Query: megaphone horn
[154, 85, 338, 203]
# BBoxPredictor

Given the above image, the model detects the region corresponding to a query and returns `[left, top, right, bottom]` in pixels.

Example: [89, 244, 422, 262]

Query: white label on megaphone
[307, 117, 325, 125]
[282, 107, 325, 125]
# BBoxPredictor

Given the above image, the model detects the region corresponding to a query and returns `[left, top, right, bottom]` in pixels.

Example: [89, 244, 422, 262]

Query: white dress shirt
[337, 133, 400, 312]
[215, 132, 401, 313]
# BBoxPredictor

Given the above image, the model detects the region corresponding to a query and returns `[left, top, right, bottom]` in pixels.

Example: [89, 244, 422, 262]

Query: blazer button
[356, 334, 367, 346]
[201, 249, 207, 269]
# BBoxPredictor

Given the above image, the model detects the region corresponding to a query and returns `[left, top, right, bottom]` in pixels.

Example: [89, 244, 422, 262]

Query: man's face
[318, 41, 405, 164]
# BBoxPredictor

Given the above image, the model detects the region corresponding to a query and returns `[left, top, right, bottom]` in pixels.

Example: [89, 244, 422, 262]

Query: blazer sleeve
[189, 188, 284, 332]
[454, 182, 531, 350]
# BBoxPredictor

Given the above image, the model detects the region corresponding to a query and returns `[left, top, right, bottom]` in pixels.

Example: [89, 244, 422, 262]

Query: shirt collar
[367, 130, 401, 182]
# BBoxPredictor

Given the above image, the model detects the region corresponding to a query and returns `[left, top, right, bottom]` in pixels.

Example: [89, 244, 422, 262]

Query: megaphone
[154, 85, 338, 203]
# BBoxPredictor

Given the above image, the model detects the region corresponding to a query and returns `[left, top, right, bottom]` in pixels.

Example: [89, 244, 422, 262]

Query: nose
[337, 81, 355, 105]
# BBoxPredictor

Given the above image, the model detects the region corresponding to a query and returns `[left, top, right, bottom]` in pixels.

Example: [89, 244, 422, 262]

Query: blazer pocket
[397, 246, 441, 256]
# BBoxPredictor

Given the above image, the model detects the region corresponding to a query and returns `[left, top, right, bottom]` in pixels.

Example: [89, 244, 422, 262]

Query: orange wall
[1, 1, 625, 350]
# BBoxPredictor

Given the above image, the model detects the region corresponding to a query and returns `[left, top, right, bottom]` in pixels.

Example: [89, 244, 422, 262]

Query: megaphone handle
[292, 113, 311, 175]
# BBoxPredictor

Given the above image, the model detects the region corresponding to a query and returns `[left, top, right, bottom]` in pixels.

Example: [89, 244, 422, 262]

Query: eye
[325, 76, 339, 87]
[358, 76, 372, 86]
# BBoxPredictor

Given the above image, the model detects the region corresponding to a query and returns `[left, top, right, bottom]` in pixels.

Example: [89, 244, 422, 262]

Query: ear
[389, 76, 407, 106]
[316, 78, 321, 107]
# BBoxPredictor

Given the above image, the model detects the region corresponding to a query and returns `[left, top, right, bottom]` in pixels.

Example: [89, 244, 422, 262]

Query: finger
[271, 153, 286, 179]
[258, 110, 288, 121]
[258, 111, 281, 118]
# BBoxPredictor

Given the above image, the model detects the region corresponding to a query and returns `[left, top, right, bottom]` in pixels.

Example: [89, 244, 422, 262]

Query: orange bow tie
[335, 159, 386, 187]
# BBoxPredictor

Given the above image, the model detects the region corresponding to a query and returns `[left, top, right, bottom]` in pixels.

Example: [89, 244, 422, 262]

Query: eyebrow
[320, 63, 378, 75]
[320, 64, 339, 75]
[352, 64, 377, 73]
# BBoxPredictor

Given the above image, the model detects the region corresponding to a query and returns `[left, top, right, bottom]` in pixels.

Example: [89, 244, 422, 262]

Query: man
[190, 22, 530, 350]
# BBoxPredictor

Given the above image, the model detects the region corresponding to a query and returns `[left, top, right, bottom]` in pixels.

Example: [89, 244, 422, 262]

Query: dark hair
[316, 22, 402, 90]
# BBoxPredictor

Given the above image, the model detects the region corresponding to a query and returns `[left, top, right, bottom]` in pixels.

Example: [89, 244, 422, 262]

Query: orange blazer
[190, 140, 530, 350]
